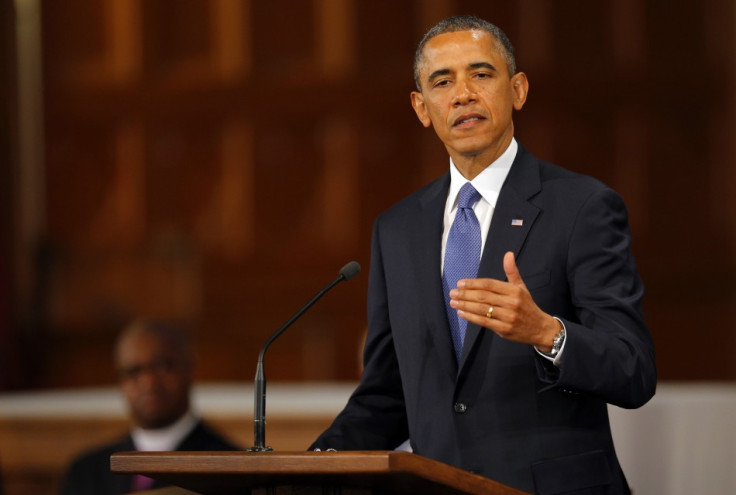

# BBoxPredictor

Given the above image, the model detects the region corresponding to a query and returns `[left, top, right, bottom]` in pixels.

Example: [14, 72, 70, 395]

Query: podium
[110, 451, 530, 495]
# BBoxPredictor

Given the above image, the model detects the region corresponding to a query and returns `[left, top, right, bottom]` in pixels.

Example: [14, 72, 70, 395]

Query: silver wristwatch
[548, 326, 566, 357]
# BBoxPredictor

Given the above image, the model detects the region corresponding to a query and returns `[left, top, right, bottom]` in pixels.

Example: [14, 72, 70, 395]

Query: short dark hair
[115, 318, 193, 368]
[413, 15, 517, 90]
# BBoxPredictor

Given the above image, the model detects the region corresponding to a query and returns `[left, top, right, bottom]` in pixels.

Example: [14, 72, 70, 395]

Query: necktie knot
[457, 182, 481, 210]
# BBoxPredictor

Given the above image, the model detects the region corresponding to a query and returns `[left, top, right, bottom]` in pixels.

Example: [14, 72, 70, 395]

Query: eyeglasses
[117, 357, 184, 381]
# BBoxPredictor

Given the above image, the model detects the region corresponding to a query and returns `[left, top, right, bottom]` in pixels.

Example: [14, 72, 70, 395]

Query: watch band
[548, 317, 566, 357]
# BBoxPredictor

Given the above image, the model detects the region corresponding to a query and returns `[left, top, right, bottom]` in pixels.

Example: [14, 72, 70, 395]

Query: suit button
[453, 402, 467, 413]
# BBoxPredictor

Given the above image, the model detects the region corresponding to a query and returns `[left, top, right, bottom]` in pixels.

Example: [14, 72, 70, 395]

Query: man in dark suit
[60, 319, 239, 494]
[311, 15, 656, 494]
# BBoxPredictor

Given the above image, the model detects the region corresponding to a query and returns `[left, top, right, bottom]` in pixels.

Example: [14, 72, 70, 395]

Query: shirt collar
[131, 411, 198, 452]
[447, 138, 518, 209]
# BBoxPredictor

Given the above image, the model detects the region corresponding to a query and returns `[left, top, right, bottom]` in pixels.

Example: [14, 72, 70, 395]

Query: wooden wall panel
[1, 0, 22, 390]
[3, 0, 733, 389]
[43, 0, 142, 88]
[143, 0, 250, 87]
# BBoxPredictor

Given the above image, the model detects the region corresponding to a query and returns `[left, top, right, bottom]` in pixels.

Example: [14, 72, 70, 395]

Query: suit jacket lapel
[458, 145, 542, 370]
[413, 174, 458, 378]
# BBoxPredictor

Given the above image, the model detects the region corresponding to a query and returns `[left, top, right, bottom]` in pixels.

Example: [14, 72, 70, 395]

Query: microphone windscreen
[339, 261, 361, 281]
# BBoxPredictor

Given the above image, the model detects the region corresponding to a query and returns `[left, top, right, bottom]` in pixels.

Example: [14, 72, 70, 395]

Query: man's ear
[510, 72, 529, 111]
[410, 91, 432, 128]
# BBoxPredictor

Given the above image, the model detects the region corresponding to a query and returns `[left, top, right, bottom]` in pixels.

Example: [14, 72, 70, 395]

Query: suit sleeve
[310, 218, 409, 450]
[536, 187, 657, 409]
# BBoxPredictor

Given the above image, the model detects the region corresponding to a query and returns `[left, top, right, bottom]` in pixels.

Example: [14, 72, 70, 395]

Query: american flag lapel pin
[511, 218, 523, 227]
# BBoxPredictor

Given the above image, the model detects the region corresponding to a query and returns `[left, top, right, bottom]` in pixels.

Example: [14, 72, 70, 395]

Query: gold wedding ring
[485, 306, 494, 319]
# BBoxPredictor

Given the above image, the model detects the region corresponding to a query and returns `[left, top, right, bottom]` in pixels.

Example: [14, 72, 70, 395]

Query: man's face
[411, 30, 528, 167]
[116, 331, 192, 429]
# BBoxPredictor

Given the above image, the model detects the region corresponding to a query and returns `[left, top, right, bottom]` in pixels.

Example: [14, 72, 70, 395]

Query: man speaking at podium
[311, 15, 656, 495]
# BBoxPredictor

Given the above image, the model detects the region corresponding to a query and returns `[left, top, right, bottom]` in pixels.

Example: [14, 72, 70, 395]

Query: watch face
[551, 331, 564, 354]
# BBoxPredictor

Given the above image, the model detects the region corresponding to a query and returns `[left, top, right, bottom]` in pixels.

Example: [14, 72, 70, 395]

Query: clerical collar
[131, 411, 198, 452]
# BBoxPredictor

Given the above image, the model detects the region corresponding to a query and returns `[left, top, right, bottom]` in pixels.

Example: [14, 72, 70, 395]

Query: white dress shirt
[441, 138, 517, 268]
[440, 138, 566, 365]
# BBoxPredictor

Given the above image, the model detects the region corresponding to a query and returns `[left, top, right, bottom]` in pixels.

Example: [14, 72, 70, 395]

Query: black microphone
[247, 261, 361, 451]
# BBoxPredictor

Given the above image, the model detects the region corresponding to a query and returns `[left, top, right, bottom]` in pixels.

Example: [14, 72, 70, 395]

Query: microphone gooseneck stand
[247, 261, 361, 452]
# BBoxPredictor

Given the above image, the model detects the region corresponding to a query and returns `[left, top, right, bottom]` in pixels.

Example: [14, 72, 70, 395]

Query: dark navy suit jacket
[312, 144, 657, 494]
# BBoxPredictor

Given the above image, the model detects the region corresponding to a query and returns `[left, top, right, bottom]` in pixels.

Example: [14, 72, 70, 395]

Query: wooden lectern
[110, 451, 530, 495]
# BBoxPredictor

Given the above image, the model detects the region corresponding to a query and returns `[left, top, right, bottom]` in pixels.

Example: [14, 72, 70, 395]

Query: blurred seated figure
[60, 319, 240, 495]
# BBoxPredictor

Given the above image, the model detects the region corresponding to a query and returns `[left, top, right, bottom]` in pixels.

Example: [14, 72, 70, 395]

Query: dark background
[2, 0, 735, 390]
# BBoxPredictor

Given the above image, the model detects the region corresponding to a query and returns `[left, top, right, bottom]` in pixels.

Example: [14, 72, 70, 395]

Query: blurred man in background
[60, 319, 239, 494]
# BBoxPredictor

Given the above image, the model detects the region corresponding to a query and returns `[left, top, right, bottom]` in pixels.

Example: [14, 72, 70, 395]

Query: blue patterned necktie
[443, 182, 482, 360]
